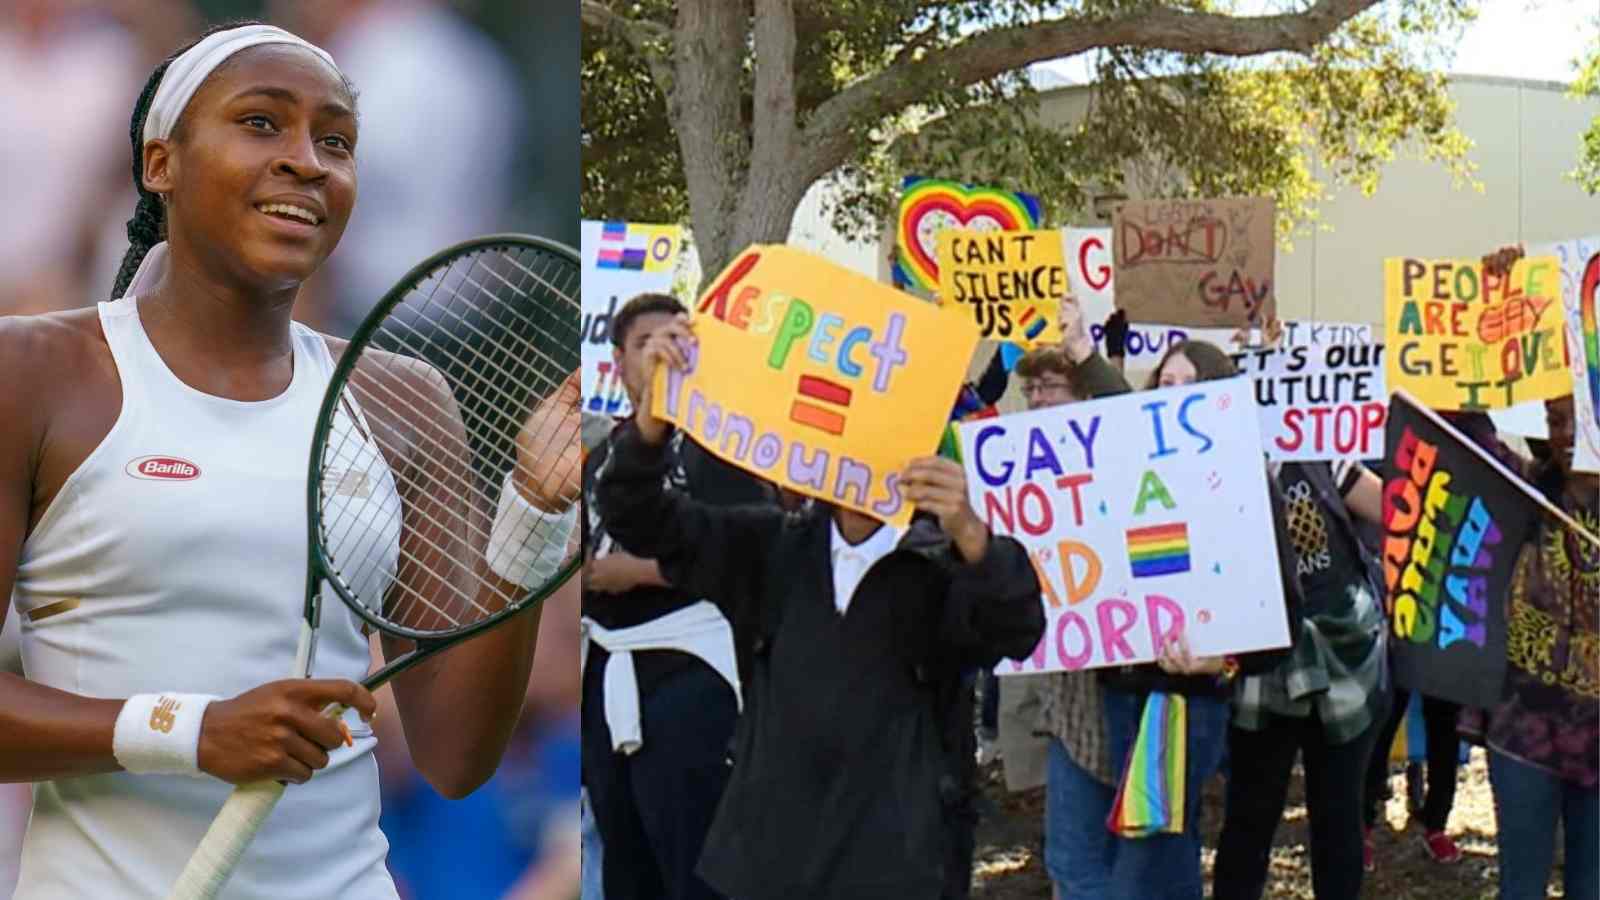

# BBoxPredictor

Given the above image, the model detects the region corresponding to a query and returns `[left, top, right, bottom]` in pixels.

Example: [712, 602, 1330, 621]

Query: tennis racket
[166, 234, 582, 900]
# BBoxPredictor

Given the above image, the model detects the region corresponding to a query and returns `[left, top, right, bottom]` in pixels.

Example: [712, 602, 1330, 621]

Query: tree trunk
[670, 0, 747, 279]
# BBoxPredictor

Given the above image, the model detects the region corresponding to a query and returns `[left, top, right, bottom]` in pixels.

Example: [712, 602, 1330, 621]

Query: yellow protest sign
[1384, 255, 1571, 410]
[937, 229, 1063, 348]
[652, 245, 980, 526]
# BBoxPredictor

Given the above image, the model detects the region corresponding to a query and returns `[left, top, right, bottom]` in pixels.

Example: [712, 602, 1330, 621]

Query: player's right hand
[197, 679, 378, 785]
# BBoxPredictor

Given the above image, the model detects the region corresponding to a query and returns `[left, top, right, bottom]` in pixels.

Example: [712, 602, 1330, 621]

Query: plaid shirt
[1037, 670, 1116, 785]
[1233, 580, 1388, 744]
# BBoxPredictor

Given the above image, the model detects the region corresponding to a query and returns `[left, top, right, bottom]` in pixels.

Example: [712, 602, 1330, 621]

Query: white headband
[122, 25, 341, 299]
[141, 24, 340, 145]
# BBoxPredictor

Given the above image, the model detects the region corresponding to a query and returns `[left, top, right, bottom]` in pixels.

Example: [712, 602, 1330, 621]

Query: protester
[1025, 302, 1150, 900]
[581, 292, 774, 900]
[594, 307, 1045, 900]
[1070, 339, 1305, 900]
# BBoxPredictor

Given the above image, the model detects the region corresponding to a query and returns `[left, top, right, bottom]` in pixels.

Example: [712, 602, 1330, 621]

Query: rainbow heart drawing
[893, 176, 1041, 297]
[1582, 253, 1599, 427]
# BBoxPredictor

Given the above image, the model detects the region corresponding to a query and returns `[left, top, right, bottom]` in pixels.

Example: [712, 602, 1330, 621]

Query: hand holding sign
[901, 456, 989, 562]
[637, 313, 696, 446]
[1058, 294, 1095, 365]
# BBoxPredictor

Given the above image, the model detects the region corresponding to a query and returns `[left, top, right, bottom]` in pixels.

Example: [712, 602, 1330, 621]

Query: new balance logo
[125, 456, 201, 481]
[149, 697, 181, 733]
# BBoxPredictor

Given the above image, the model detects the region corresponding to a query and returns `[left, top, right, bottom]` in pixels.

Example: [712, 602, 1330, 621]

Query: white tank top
[10, 296, 400, 899]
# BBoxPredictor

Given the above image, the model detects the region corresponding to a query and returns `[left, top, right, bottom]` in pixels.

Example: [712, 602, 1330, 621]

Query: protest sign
[654, 245, 979, 527]
[937, 229, 1063, 346]
[580, 220, 684, 417]
[1111, 197, 1276, 328]
[1230, 344, 1387, 461]
[893, 176, 1041, 298]
[1380, 391, 1542, 707]
[1383, 255, 1570, 411]
[957, 377, 1290, 673]
[1538, 236, 1600, 471]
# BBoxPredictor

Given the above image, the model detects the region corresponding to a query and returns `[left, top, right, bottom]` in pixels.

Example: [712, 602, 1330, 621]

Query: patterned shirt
[1037, 670, 1115, 785]
[1488, 486, 1599, 787]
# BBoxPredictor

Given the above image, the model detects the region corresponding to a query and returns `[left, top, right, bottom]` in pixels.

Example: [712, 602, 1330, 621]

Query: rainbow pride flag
[1107, 692, 1188, 838]
[1126, 523, 1191, 577]
[1018, 306, 1047, 341]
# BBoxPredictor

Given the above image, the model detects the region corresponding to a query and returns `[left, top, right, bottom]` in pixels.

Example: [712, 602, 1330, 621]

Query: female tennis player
[0, 22, 576, 899]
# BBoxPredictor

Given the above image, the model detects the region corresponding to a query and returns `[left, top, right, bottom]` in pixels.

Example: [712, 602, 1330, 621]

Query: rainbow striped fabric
[1106, 692, 1188, 838]
[1126, 523, 1191, 577]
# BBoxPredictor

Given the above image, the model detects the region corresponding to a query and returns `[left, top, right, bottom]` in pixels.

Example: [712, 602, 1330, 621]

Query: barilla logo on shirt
[125, 456, 201, 481]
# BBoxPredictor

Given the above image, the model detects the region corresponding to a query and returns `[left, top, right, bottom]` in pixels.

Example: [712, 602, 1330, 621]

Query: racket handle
[165, 780, 287, 900]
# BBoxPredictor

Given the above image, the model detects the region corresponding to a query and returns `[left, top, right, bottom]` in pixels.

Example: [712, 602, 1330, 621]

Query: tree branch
[797, 0, 1380, 185]
[580, 1, 674, 89]
[738, 0, 805, 244]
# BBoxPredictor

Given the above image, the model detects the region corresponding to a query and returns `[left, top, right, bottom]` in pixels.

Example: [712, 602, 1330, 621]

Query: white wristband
[488, 471, 577, 587]
[113, 692, 217, 777]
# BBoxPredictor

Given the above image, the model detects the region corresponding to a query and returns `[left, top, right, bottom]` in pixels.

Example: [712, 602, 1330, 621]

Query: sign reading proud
[1384, 255, 1570, 410]
[937, 229, 1063, 346]
[1380, 391, 1540, 707]
[653, 245, 979, 526]
[957, 377, 1290, 673]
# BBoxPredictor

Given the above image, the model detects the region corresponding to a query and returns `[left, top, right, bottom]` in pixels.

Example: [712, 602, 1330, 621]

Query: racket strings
[317, 242, 580, 637]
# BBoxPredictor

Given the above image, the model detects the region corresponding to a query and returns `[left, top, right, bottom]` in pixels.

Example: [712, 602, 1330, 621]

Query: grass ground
[971, 749, 1570, 899]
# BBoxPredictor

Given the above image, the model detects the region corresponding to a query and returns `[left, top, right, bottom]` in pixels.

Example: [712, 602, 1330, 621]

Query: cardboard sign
[957, 377, 1290, 674]
[580, 220, 684, 417]
[654, 245, 979, 526]
[1383, 255, 1571, 411]
[1380, 392, 1539, 708]
[1111, 197, 1277, 328]
[937, 229, 1063, 347]
[893, 176, 1042, 298]
[1230, 344, 1388, 461]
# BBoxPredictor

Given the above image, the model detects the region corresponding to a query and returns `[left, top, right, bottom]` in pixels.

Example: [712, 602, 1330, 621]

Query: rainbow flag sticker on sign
[596, 221, 680, 272]
[1126, 523, 1192, 577]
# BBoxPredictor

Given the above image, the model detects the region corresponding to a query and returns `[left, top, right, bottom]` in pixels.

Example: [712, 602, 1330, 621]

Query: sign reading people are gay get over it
[1229, 344, 1388, 461]
[936, 229, 1063, 348]
[1384, 255, 1570, 411]
[956, 377, 1290, 674]
[652, 245, 979, 527]
[580, 220, 684, 416]
[1380, 391, 1539, 708]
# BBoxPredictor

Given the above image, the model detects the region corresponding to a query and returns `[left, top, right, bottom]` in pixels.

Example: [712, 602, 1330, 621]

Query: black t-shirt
[583, 422, 775, 685]
[1276, 461, 1370, 617]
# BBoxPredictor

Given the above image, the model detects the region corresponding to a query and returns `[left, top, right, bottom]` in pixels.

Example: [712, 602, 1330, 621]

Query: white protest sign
[580, 220, 684, 417]
[1230, 344, 1388, 461]
[958, 376, 1291, 674]
[1533, 235, 1600, 470]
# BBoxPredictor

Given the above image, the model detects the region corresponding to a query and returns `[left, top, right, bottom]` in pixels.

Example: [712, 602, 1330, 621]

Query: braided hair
[110, 20, 359, 299]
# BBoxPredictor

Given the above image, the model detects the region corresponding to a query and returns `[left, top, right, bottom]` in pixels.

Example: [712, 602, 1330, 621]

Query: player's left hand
[901, 456, 988, 563]
[514, 370, 581, 512]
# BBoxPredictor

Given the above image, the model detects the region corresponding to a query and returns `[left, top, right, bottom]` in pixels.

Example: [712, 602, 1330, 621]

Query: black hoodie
[597, 420, 1045, 900]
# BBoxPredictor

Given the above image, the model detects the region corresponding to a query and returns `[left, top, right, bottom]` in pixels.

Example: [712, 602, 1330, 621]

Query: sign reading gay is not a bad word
[937, 229, 1063, 347]
[1112, 197, 1277, 329]
[1381, 392, 1538, 708]
[956, 377, 1289, 674]
[1384, 256, 1570, 411]
[653, 245, 979, 527]
[1230, 344, 1388, 461]
[580, 220, 684, 416]
[894, 176, 1041, 298]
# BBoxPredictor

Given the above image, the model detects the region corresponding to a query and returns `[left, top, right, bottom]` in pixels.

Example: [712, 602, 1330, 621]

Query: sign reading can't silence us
[937, 229, 1064, 347]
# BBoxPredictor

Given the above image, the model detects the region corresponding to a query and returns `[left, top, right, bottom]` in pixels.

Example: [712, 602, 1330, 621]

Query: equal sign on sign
[790, 375, 852, 435]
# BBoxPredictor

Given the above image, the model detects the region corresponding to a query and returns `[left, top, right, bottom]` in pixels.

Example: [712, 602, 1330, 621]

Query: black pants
[581, 652, 739, 900]
[1360, 689, 1461, 832]
[1213, 706, 1387, 900]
